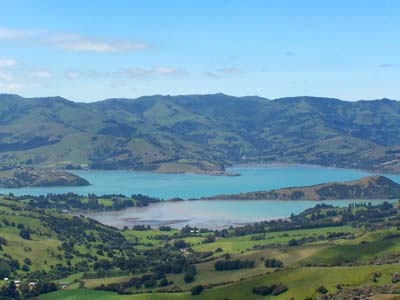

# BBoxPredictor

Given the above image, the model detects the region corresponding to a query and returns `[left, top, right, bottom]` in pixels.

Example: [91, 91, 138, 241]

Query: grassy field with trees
[0, 194, 400, 299]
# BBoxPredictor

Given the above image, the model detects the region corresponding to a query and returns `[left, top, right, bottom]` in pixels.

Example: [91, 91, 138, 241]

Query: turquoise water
[86, 198, 396, 229]
[2, 165, 399, 228]
[0, 165, 393, 199]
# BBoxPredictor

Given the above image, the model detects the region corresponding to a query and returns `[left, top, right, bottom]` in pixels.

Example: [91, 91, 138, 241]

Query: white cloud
[29, 70, 53, 79]
[65, 70, 110, 79]
[46, 34, 149, 53]
[62, 66, 186, 82]
[0, 81, 43, 92]
[0, 72, 13, 81]
[65, 71, 80, 79]
[217, 67, 244, 75]
[153, 66, 184, 75]
[0, 82, 24, 92]
[118, 66, 186, 78]
[0, 58, 17, 68]
[0, 28, 28, 39]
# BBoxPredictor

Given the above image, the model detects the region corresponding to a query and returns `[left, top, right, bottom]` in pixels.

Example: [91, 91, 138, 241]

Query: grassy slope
[206, 175, 400, 200]
[39, 264, 400, 300]
[201, 264, 400, 300]
[303, 228, 400, 265]
[37, 223, 400, 300]
[39, 290, 191, 300]
[2, 195, 400, 300]
[2, 94, 400, 173]
[192, 225, 358, 253]
[0, 198, 64, 271]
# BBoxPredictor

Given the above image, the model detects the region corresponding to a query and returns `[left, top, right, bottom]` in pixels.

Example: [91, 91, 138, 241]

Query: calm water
[85, 199, 395, 229]
[0, 165, 390, 199]
[2, 165, 399, 228]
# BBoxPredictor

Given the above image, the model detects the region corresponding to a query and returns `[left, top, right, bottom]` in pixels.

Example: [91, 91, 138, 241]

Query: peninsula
[0, 167, 90, 188]
[201, 176, 400, 200]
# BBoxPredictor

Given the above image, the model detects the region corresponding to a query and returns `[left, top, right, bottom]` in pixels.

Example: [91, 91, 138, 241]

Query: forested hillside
[1, 93, 400, 173]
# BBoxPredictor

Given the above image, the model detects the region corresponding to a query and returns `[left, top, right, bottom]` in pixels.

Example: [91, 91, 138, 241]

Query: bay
[0, 165, 388, 199]
[85, 198, 395, 229]
[1, 165, 398, 229]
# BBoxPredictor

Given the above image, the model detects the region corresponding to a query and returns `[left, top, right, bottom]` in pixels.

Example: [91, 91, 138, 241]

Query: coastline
[70, 161, 396, 177]
[0, 164, 391, 200]
[82, 198, 397, 229]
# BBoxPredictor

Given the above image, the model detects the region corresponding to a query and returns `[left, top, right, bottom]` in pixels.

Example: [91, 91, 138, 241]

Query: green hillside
[2, 94, 400, 173]
[0, 168, 89, 188]
[204, 175, 400, 200]
[1, 193, 400, 299]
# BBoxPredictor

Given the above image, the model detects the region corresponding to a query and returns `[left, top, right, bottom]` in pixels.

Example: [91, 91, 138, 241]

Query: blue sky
[0, 0, 399, 102]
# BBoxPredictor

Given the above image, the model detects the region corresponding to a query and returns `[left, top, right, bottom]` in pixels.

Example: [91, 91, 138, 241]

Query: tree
[203, 235, 215, 243]
[78, 280, 86, 289]
[184, 264, 197, 283]
[19, 228, 31, 240]
[1, 281, 20, 299]
[264, 258, 284, 268]
[252, 284, 288, 296]
[144, 279, 157, 288]
[191, 285, 204, 295]
[93, 259, 112, 270]
[159, 278, 169, 287]
[22, 264, 30, 272]
[0, 262, 10, 278]
[173, 239, 187, 249]
[316, 285, 328, 294]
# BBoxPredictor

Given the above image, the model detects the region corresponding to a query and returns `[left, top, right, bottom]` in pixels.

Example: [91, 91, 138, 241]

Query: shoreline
[0, 165, 395, 201]
[68, 162, 395, 177]
[81, 198, 397, 229]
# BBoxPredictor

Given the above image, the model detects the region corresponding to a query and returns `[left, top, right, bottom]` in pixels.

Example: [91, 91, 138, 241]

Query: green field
[39, 264, 400, 300]
[39, 290, 191, 300]
[1, 196, 400, 300]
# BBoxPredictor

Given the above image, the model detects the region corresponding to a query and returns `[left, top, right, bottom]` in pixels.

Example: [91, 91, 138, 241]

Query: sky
[0, 0, 399, 102]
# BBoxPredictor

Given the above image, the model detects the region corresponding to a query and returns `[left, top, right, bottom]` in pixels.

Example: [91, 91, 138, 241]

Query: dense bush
[316, 285, 328, 294]
[252, 283, 288, 296]
[214, 259, 255, 271]
[184, 265, 197, 283]
[19, 228, 31, 240]
[264, 258, 284, 268]
[392, 273, 400, 283]
[191, 285, 204, 295]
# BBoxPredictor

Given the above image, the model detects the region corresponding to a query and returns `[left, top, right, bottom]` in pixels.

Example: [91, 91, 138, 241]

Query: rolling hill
[202, 175, 400, 200]
[0, 167, 89, 188]
[2, 193, 400, 300]
[1, 93, 400, 173]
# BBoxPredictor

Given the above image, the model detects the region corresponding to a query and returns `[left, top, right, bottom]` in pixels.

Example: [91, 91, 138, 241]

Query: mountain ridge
[1, 93, 398, 104]
[1, 93, 400, 174]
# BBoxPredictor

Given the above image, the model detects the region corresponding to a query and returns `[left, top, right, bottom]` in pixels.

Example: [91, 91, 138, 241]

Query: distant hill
[0, 167, 89, 188]
[202, 176, 400, 200]
[1, 93, 400, 173]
